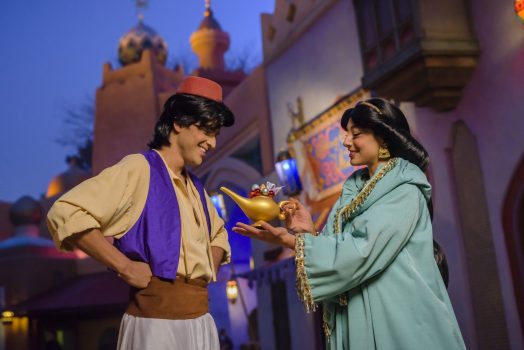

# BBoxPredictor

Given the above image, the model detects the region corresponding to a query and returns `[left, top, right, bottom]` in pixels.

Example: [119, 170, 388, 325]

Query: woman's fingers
[282, 199, 305, 217]
[231, 226, 249, 235]
[234, 222, 253, 230]
[281, 201, 297, 212]
[232, 221, 286, 244]
[232, 222, 270, 239]
[290, 197, 306, 210]
[232, 223, 261, 237]
[258, 221, 274, 231]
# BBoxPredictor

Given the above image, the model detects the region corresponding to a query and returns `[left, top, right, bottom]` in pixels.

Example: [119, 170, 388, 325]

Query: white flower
[266, 181, 284, 195]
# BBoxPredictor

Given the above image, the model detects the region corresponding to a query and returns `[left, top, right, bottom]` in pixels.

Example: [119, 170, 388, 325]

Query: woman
[233, 98, 466, 349]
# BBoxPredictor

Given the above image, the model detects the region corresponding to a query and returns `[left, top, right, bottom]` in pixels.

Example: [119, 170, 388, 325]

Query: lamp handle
[277, 200, 297, 221]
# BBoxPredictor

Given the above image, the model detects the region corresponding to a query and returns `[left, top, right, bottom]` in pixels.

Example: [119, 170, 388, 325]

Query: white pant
[117, 313, 219, 350]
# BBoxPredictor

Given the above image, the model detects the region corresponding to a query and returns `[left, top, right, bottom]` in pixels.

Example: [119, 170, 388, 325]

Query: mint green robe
[296, 158, 466, 349]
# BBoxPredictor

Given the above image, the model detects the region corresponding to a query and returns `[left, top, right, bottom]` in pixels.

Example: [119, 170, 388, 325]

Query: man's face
[174, 124, 218, 166]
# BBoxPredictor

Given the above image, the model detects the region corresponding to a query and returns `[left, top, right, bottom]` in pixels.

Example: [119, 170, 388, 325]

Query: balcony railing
[354, 0, 480, 110]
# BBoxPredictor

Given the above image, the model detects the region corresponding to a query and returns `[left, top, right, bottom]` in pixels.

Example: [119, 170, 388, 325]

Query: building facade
[1, 0, 523, 349]
[199, 0, 524, 349]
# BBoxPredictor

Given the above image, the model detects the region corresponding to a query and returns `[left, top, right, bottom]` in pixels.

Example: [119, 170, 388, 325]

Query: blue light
[210, 192, 228, 221]
[275, 151, 302, 196]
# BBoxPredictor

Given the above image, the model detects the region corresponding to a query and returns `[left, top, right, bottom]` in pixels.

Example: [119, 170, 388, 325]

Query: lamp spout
[220, 187, 252, 213]
[220, 186, 288, 226]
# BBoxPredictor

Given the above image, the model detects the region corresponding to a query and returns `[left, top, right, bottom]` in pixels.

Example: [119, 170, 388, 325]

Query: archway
[502, 155, 524, 334]
[204, 157, 263, 266]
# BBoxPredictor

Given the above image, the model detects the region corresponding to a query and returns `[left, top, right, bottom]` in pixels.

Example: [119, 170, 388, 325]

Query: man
[47, 76, 234, 349]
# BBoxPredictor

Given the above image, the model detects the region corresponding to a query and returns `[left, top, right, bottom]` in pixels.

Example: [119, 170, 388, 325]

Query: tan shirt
[46, 151, 230, 282]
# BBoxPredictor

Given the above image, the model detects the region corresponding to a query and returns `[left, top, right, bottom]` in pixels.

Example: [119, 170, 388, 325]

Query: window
[355, 0, 417, 72]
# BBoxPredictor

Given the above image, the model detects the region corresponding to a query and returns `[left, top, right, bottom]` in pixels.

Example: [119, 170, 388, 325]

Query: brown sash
[126, 277, 208, 320]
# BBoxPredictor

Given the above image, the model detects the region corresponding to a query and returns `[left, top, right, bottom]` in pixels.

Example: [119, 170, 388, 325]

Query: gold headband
[358, 101, 382, 115]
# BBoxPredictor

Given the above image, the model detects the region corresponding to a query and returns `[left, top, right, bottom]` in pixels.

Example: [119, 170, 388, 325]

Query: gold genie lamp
[220, 182, 293, 227]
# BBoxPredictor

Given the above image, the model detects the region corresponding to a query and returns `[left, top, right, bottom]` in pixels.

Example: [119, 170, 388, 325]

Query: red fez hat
[176, 76, 223, 102]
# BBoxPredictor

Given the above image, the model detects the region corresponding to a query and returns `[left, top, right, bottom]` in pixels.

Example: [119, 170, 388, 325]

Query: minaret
[117, 1, 168, 67]
[189, 0, 245, 97]
[92, 1, 184, 173]
[190, 0, 230, 70]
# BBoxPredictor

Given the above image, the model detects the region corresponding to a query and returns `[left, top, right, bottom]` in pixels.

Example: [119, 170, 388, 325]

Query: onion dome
[46, 157, 90, 198]
[118, 20, 168, 66]
[190, 3, 230, 70]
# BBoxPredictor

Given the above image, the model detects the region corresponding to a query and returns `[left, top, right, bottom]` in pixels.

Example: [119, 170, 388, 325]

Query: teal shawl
[295, 158, 465, 349]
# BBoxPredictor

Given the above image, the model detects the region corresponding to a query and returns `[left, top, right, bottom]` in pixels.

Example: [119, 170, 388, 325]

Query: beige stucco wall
[196, 65, 273, 177]
[261, 0, 524, 348]
[404, 0, 524, 348]
[265, 0, 363, 155]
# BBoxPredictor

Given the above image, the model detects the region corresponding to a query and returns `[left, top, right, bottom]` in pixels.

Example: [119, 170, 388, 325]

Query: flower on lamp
[275, 149, 302, 196]
[248, 182, 283, 198]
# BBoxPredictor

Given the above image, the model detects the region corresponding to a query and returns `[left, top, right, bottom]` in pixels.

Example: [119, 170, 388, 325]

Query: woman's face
[342, 119, 381, 167]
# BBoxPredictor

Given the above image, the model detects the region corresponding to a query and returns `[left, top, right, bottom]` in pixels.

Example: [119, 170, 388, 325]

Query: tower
[189, 0, 245, 97]
[92, 5, 184, 173]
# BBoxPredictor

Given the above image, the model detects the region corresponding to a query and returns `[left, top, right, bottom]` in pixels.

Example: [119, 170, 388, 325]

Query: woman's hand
[232, 221, 296, 250]
[282, 198, 316, 234]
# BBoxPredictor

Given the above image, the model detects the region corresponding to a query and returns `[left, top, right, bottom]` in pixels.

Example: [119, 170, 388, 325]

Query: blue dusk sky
[0, 0, 274, 202]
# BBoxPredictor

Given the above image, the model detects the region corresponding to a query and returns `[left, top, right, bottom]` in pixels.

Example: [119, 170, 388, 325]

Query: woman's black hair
[433, 240, 449, 287]
[147, 93, 235, 149]
[340, 98, 429, 172]
[342, 99, 449, 283]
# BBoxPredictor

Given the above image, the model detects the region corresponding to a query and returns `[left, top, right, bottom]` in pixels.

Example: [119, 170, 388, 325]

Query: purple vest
[114, 150, 211, 280]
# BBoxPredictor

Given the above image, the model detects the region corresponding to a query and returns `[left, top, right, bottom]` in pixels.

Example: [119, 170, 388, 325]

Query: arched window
[502, 155, 524, 335]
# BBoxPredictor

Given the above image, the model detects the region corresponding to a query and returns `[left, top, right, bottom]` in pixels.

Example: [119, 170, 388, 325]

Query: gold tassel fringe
[295, 233, 317, 312]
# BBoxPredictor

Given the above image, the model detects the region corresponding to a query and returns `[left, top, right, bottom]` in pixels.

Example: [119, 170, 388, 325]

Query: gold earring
[378, 147, 391, 160]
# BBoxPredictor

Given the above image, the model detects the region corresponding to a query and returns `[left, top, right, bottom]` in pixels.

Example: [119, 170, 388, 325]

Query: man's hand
[67, 229, 153, 289]
[118, 261, 153, 289]
[232, 221, 296, 250]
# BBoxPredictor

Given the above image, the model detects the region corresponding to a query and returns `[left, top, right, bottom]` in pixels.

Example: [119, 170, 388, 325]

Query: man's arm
[205, 192, 231, 272]
[211, 246, 226, 275]
[47, 154, 149, 251]
[68, 229, 152, 288]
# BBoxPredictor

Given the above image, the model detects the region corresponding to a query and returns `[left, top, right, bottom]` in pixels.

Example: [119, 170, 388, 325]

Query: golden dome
[190, 4, 230, 71]
[46, 158, 90, 198]
[198, 8, 222, 30]
[118, 20, 168, 66]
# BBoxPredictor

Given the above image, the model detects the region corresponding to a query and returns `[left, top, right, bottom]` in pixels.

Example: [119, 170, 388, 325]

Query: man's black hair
[148, 93, 234, 149]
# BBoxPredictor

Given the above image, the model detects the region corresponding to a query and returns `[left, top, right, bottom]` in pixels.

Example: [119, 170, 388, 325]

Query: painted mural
[288, 89, 369, 201]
